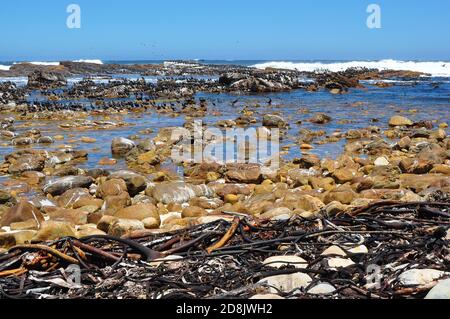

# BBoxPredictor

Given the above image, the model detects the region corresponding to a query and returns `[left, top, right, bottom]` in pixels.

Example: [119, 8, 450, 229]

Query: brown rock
[97, 179, 128, 198]
[108, 219, 145, 237]
[32, 221, 77, 242]
[389, 116, 413, 127]
[114, 203, 160, 223]
[0, 230, 36, 248]
[46, 207, 88, 225]
[182, 206, 207, 218]
[324, 187, 356, 205]
[103, 192, 132, 212]
[225, 164, 262, 184]
[0, 200, 44, 227]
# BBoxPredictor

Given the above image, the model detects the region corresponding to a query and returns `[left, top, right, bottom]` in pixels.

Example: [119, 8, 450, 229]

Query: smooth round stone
[307, 283, 336, 295]
[321, 245, 347, 257]
[327, 257, 355, 268]
[374, 156, 389, 166]
[257, 273, 312, 293]
[425, 279, 450, 299]
[347, 245, 369, 254]
[263, 255, 308, 269]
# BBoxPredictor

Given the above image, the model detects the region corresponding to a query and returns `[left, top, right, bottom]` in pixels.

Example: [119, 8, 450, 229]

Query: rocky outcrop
[27, 70, 67, 89]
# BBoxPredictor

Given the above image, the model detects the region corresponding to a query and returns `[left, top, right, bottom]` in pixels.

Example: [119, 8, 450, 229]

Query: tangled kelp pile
[0, 200, 449, 299]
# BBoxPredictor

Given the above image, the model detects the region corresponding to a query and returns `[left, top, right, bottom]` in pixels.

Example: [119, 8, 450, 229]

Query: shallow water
[1, 76, 449, 191]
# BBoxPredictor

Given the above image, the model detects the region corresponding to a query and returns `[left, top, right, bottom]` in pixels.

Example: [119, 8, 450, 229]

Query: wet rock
[262, 114, 288, 128]
[32, 221, 77, 242]
[262, 255, 308, 269]
[8, 155, 45, 175]
[108, 170, 147, 196]
[425, 279, 450, 299]
[310, 113, 332, 124]
[57, 188, 92, 208]
[258, 273, 312, 293]
[81, 137, 96, 143]
[114, 203, 160, 223]
[53, 165, 80, 177]
[0, 200, 44, 227]
[398, 269, 447, 286]
[150, 182, 213, 204]
[108, 219, 145, 237]
[37, 136, 54, 144]
[136, 150, 161, 165]
[389, 116, 413, 127]
[43, 176, 94, 196]
[111, 137, 136, 156]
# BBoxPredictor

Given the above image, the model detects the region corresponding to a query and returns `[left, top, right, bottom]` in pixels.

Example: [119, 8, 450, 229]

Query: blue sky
[0, 0, 449, 61]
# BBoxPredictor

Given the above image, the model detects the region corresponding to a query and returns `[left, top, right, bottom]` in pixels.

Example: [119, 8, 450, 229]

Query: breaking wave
[251, 59, 450, 77]
[72, 59, 104, 64]
[0, 65, 11, 71]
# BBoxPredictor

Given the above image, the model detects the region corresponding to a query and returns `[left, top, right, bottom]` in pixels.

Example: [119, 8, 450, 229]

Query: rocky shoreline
[0, 61, 448, 299]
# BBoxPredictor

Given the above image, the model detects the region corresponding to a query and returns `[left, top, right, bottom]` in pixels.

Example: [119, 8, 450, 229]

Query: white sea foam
[0, 65, 11, 71]
[18, 61, 60, 66]
[72, 59, 104, 64]
[251, 59, 450, 77]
